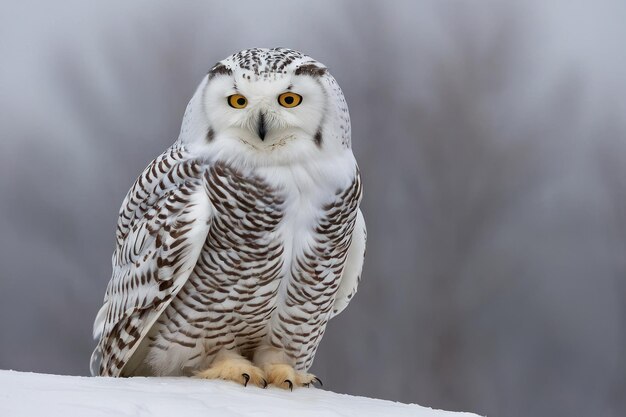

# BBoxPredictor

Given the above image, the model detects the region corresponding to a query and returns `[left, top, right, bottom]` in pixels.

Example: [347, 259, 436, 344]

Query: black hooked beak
[257, 112, 267, 141]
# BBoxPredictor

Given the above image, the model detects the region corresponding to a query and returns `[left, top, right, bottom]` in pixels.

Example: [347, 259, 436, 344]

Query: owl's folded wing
[91, 144, 212, 376]
[330, 209, 366, 319]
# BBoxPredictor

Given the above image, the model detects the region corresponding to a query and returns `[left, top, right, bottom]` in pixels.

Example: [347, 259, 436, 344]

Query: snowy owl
[90, 48, 366, 389]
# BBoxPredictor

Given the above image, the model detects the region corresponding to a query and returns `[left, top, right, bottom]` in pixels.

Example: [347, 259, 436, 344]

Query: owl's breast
[145, 156, 358, 373]
[196, 159, 348, 312]
[201, 161, 287, 290]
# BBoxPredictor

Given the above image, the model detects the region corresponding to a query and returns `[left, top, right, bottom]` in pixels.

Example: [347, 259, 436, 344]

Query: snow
[0, 370, 479, 417]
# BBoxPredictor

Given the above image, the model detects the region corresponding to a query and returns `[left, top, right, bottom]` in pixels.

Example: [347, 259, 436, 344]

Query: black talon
[312, 377, 323, 387]
[286, 380, 293, 391]
[242, 373, 250, 387]
[262, 379, 268, 389]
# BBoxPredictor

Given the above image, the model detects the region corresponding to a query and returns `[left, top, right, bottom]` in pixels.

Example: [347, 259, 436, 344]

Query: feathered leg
[195, 349, 267, 388]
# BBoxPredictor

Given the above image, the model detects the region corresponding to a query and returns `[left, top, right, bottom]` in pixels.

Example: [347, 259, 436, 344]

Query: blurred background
[1, 1, 625, 416]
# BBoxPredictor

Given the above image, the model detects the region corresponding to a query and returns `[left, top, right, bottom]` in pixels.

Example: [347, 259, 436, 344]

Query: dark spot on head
[208, 63, 232, 79]
[314, 129, 323, 147]
[295, 64, 327, 78]
[206, 127, 214, 142]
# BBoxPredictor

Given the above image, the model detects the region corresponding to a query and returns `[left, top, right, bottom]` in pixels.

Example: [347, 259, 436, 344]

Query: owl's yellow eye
[278, 92, 302, 108]
[228, 94, 248, 109]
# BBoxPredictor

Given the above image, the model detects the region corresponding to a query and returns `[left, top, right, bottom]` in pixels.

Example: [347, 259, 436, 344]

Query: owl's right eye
[228, 94, 248, 109]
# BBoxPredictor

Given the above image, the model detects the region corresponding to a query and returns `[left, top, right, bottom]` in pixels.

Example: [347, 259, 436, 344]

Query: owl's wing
[90, 144, 212, 376]
[331, 209, 366, 318]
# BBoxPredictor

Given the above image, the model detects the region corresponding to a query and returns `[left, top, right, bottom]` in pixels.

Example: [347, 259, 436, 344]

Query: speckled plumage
[91, 48, 366, 385]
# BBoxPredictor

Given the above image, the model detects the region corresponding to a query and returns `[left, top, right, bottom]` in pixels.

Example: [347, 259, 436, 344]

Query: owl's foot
[195, 350, 267, 388]
[263, 363, 322, 390]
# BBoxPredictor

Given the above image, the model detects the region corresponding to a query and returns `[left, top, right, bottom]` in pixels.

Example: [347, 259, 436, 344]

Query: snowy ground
[0, 370, 479, 417]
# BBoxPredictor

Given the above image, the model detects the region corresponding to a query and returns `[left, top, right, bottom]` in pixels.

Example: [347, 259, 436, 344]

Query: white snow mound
[0, 370, 480, 417]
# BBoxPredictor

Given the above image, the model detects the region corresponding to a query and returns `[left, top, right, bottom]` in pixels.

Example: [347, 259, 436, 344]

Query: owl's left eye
[278, 92, 302, 108]
[228, 94, 248, 109]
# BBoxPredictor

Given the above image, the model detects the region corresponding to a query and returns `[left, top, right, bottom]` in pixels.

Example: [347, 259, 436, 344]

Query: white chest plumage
[141, 153, 360, 376]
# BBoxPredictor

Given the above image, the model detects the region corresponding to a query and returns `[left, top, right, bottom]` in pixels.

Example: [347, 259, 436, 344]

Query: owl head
[179, 48, 351, 165]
